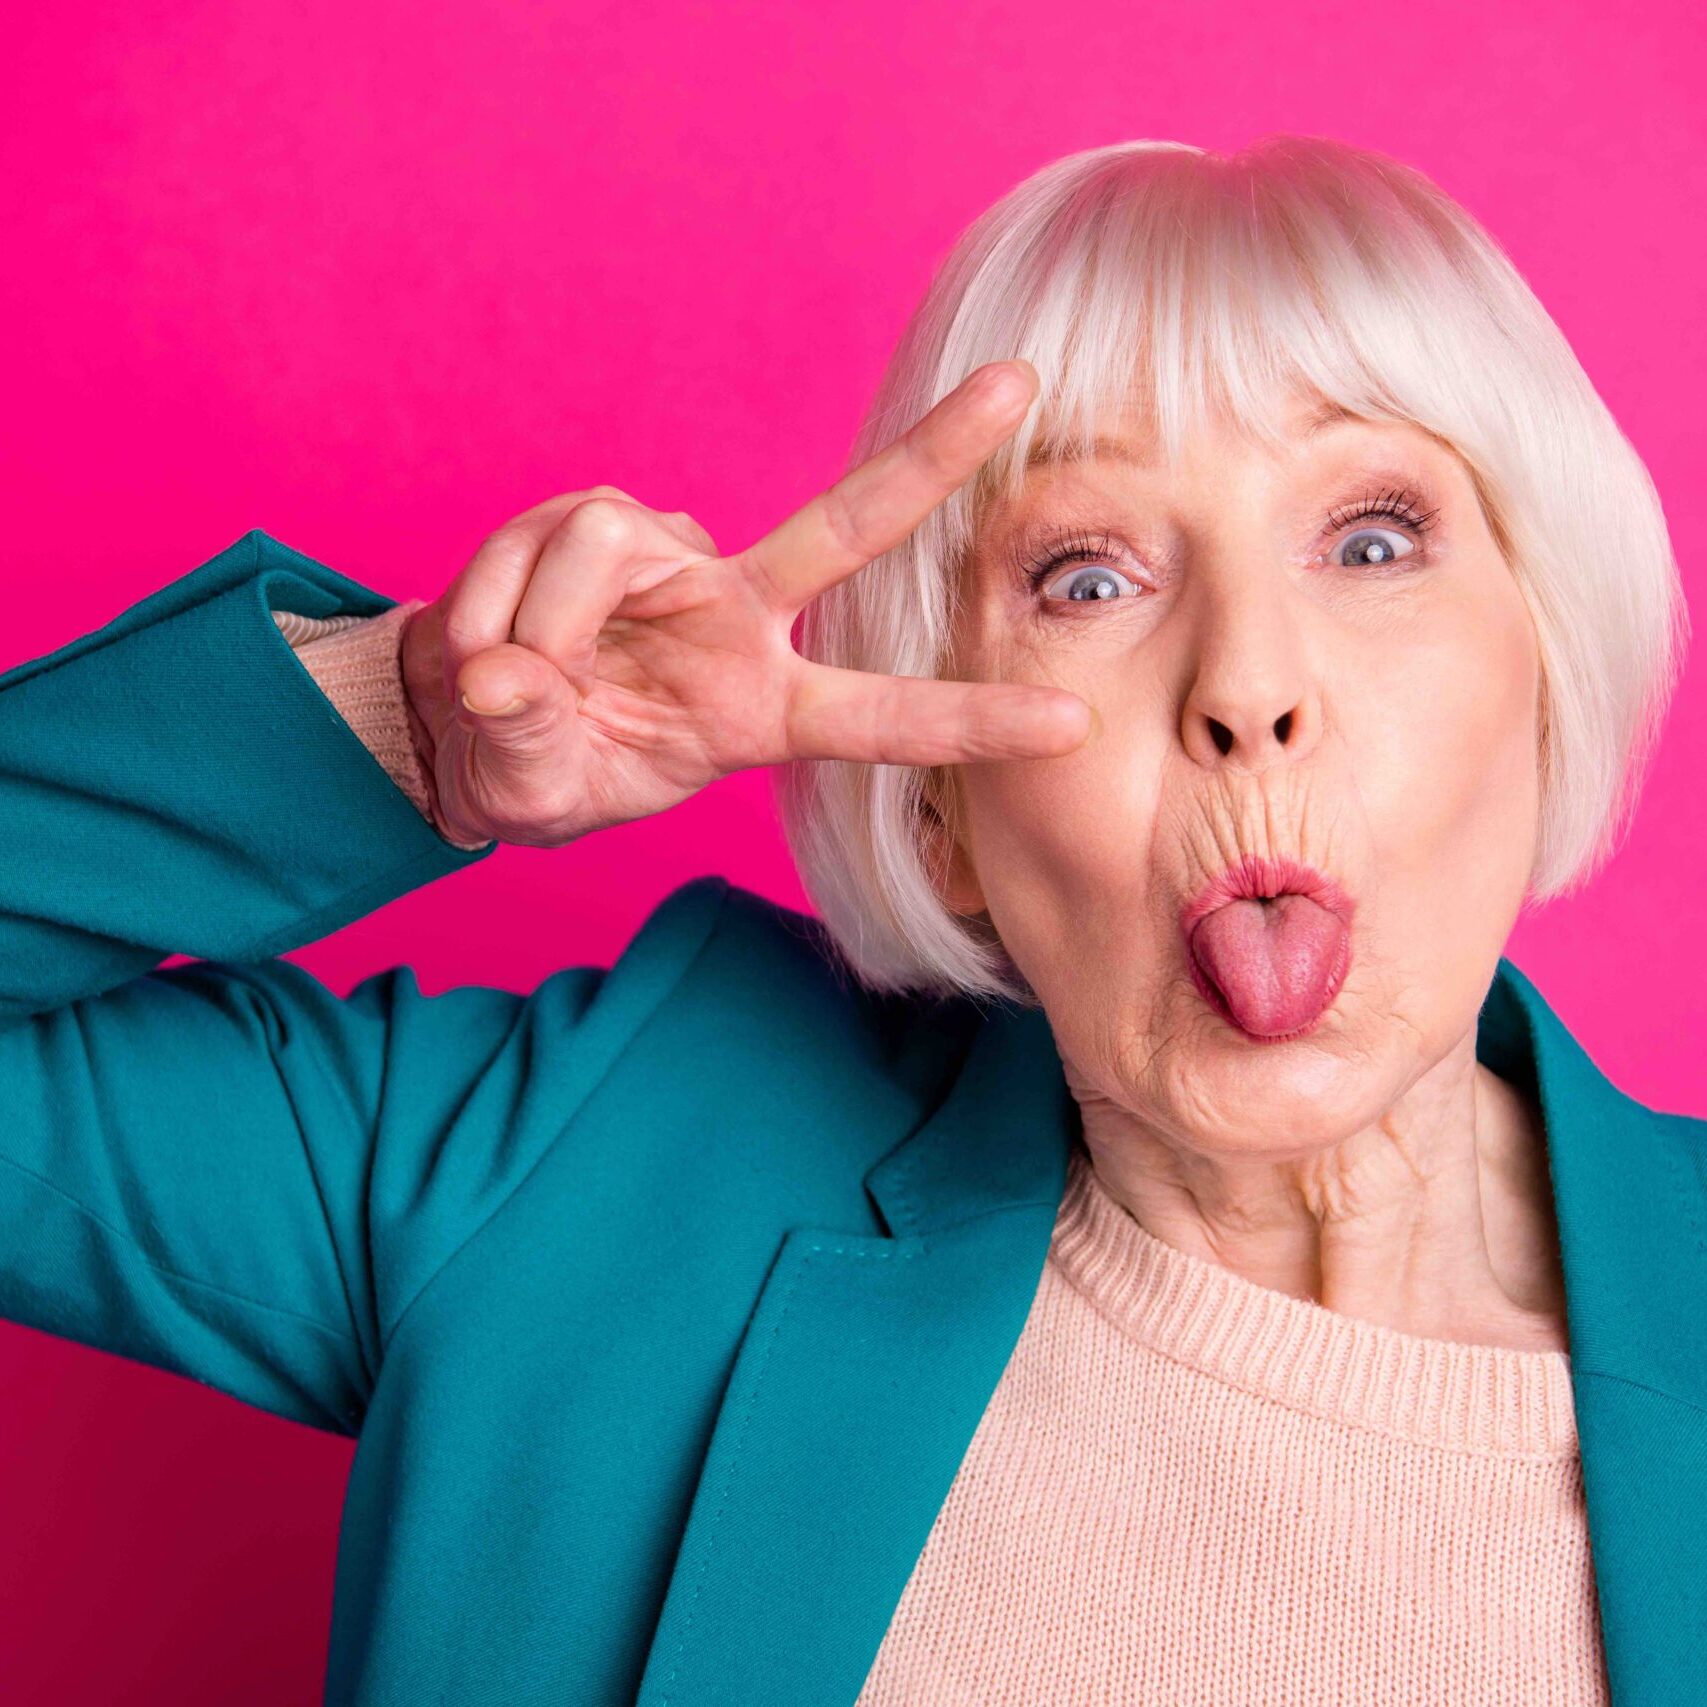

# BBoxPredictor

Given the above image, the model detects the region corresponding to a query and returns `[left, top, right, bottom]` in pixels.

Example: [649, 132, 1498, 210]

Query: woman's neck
[1071, 1048, 1571, 1354]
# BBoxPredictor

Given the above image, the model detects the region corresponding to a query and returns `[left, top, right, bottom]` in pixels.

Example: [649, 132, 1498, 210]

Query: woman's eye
[1333, 527, 1416, 570]
[1041, 563, 1143, 602]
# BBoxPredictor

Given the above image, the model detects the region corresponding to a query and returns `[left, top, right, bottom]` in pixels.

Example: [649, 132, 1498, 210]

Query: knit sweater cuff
[270, 601, 495, 853]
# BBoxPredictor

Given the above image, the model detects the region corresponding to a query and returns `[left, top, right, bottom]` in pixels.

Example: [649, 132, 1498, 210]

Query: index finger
[740, 359, 1039, 614]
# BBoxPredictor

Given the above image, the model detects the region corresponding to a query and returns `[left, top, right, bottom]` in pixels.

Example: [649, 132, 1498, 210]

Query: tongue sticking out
[1188, 893, 1348, 1038]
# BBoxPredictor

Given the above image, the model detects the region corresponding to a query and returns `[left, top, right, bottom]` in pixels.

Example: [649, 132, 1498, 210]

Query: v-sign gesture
[399, 360, 1093, 848]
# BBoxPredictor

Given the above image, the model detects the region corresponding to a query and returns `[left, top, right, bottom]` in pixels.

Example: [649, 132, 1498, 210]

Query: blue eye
[1020, 529, 1146, 603]
[1042, 562, 1143, 602]
[1334, 528, 1416, 570]
[1324, 487, 1439, 570]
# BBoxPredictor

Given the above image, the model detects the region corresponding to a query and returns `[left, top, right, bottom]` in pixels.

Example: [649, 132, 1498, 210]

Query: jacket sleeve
[0, 528, 623, 1436]
[270, 599, 493, 850]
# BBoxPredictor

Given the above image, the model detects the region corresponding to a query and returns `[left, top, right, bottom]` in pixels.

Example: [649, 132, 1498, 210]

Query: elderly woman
[0, 135, 1695, 1705]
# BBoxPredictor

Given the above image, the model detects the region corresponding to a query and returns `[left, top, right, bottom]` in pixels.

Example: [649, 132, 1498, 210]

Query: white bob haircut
[774, 134, 1689, 1006]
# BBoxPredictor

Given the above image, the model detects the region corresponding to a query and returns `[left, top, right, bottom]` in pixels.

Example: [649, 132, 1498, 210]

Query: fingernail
[983, 360, 1037, 410]
[461, 688, 527, 717]
[977, 364, 1028, 411]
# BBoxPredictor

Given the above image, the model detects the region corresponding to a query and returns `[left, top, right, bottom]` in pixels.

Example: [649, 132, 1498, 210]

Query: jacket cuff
[271, 601, 493, 852]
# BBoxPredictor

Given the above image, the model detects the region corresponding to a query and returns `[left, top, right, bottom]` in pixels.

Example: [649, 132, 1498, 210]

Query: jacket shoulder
[604, 874, 982, 1223]
[632, 871, 971, 1057]
[374, 877, 987, 1374]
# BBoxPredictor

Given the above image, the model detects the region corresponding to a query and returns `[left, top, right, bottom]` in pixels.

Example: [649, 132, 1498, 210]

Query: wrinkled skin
[930, 394, 1568, 1352]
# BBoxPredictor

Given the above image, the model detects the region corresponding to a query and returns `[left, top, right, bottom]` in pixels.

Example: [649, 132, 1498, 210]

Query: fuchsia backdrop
[2, 0, 1703, 1697]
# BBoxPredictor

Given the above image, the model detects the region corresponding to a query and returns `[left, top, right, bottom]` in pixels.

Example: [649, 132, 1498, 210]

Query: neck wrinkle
[1049, 1142, 1580, 1458]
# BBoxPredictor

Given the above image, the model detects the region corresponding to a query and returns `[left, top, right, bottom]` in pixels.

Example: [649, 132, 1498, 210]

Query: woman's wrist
[398, 601, 495, 848]
[276, 600, 493, 851]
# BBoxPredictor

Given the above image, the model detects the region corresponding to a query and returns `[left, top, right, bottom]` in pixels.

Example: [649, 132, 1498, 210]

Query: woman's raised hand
[399, 360, 1092, 848]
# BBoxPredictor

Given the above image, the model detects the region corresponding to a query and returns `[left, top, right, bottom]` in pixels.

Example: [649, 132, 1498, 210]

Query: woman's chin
[1143, 1021, 1389, 1153]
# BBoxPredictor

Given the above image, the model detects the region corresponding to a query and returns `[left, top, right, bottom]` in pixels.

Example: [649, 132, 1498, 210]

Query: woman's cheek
[1357, 611, 1540, 911]
[967, 689, 1167, 928]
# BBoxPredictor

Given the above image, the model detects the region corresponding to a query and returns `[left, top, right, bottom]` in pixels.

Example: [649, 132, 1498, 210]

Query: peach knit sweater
[273, 599, 1613, 1704]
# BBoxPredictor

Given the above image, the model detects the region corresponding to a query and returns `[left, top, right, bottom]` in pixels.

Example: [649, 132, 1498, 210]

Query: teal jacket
[1, 528, 1702, 1705]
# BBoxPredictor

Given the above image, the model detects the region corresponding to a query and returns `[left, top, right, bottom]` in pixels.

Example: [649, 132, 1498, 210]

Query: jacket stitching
[0, 1149, 359, 1342]
[655, 1238, 811, 1704]
[1578, 1366, 1707, 1420]
[656, 1234, 927, 1702]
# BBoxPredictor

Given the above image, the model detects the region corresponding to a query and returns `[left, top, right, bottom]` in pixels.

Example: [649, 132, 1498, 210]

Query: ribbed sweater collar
[1048, 1142, 1579, 1459]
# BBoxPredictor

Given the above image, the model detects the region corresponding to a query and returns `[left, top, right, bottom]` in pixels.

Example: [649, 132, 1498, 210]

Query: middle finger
[739, 360, 1038, 615]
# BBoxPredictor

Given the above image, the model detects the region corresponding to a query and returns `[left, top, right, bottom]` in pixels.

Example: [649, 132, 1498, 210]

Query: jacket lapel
[1487, 959, 1707, 1704]
[636, 959, 1707, 1707]
[633, 996, 1073, 1707]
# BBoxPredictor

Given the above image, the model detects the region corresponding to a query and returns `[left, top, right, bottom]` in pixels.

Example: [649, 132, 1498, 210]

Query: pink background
[3, 0, 1703, 1697]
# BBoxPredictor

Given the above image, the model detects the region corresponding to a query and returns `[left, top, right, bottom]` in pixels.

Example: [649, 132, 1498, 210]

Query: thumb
[455, 644, 577, 769]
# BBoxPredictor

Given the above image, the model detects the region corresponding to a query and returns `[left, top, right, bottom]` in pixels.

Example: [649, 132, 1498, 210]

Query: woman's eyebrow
[1025, 434, 1149, 468]
[1022, 404, 1370, 470]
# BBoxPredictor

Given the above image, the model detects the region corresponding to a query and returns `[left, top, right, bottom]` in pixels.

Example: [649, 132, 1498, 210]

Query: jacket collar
[872, 954, 1707, 1401]
[862, 990, 1077, 1238]
[1480, 956, 1707, 1407]
[637, 956, 1706, 1706]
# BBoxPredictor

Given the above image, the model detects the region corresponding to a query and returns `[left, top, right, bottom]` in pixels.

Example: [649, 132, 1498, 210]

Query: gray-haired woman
[0, 135, 1692, 1704]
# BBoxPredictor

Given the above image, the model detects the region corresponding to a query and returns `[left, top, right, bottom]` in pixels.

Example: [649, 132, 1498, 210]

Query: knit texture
[853, 1140, 1610, 1704]
[271, 604, 1612, 1704]
[271, 601, 493, 850]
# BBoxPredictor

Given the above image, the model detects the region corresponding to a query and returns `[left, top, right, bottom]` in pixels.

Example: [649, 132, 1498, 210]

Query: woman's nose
[1177, 585, 1320, 773]
[1189, 698, 1308, 765]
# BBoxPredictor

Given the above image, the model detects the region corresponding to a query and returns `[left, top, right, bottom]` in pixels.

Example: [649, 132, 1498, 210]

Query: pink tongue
[1189, 894, 1347, 1037]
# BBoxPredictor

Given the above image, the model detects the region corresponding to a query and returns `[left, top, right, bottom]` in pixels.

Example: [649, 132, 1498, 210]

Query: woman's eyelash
[1016, 528, 1122, 588]
[1016, 486, 1443, 591]
[1324, 486, 1441, 537]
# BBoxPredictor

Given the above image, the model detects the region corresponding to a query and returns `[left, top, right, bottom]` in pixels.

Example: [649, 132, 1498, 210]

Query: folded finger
[512, 497, 708, 697]
[438, 486, 641, 701]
